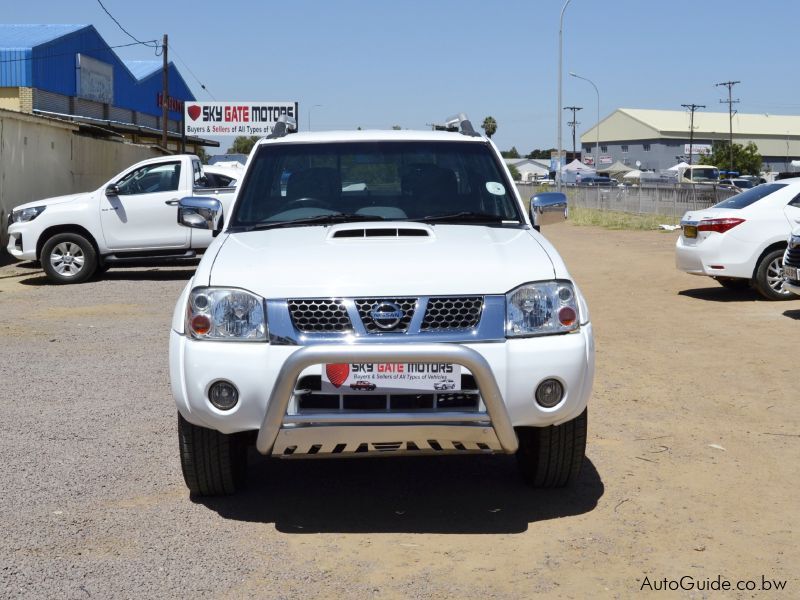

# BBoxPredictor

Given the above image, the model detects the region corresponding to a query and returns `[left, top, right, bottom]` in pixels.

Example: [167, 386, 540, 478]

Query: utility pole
[161, 34, 169, 150]
[681, 103, 705, 166]
[715, 80, 740, 173]
[563, 106, 582, 160]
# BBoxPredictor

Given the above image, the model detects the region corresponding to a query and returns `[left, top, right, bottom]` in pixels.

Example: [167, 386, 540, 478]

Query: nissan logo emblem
[370, 301, 404, 330]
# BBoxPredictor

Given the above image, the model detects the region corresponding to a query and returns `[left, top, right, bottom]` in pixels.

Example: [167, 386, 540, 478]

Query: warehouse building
[579, 108, 800, 173]
[0, 23, 214, 152]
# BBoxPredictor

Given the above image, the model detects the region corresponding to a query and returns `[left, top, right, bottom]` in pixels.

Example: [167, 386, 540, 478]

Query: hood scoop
[328, 223, 434, 240]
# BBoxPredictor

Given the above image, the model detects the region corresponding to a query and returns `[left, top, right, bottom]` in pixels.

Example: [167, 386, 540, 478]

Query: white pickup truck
[170, 116, 595, 496]
[5, 155, 235, 283]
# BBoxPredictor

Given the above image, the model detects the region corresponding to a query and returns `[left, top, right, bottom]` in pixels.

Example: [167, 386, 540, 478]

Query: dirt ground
[0, 222, 797, 598]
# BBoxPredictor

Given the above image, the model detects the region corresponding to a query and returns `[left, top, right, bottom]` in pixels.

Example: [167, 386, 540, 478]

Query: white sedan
[675, 179, 800, 300]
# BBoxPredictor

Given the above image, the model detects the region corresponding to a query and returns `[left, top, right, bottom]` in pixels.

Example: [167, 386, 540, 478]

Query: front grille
[355, 298, 417, 333]
[421, 297, 483, 331]
[288, 299, 352, 333]
[784, 247, 800, 268]
[294, 374, 480, 412]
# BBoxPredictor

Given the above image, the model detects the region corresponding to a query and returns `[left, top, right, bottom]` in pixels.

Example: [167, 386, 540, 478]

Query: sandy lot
[0, 222, 797, 598]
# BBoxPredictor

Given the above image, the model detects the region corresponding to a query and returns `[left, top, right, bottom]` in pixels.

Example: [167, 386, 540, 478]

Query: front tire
[178, 413, 247, 496]
[515, 409, 587, 488]
[753, 248, 792, 300]
[40, 232, 97, 284]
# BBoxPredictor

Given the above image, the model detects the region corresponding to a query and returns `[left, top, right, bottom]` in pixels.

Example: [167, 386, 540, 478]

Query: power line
[681, 103, 705, 166]
[96, 0, 159, 50]
[715, 80, 740, 173]
[0, 40, 159, 64]
[563, 106, 582, 158]
[168, 42, 216, 100]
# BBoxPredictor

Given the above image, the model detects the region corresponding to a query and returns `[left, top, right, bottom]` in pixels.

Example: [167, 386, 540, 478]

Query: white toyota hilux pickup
[170, 116, 594, 496]
[5, 155, 235, 283]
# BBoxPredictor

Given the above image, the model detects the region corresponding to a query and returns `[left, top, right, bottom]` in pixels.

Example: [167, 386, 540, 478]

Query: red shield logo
[325, 364, 350, 388]
[187, 105, 201, 121]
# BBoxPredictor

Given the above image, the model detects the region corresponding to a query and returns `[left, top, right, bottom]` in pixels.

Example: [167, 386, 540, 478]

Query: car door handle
[165, 199, 180, 206]
[101, 206, 119, 211]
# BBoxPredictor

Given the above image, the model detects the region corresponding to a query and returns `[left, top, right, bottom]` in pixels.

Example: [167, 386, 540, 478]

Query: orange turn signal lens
[191, 314, 212, 335]
[558, 306, 577, 327]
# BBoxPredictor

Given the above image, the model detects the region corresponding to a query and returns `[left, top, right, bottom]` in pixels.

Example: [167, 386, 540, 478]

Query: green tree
[501, 146, 520, 159]
[392, 125, 402, 130]
[698, 141, 762, 175]
[507, 163, 521, 181]
[481, 116, 497, 138]
[527, 148, 555, 159]
[226, 136, 260, 154]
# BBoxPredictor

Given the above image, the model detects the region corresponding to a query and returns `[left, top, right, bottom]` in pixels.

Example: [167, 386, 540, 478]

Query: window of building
[643, 143, 651, 152]
[584, 146, 591, 154]
[621, 145, 628, 153]
[601, 145, 608, 153]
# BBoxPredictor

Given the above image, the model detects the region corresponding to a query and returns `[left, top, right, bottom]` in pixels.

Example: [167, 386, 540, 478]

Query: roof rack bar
[267, 115, 297, 139]
[445, 113, 482, 137]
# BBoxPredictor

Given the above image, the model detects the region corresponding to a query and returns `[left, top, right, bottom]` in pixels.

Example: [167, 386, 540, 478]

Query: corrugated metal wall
[33, 89, 69, 113]
[74, 98, 104, 120]
[109, 106, 132, 123]
[0, 49, 31, 86]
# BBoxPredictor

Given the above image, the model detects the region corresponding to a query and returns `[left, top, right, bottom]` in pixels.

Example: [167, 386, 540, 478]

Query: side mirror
[530, 192, 568, 232]
[178, 197, 224, 236]
[105, 184, 120, 196]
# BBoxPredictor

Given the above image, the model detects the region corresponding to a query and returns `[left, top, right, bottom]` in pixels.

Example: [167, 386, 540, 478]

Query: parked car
[676, 180, 800, 299]
[5, 155, 235, 283]
[349, 380, 377, 391]
[782, 228, 800, 296]
[719, 178, 755, 190]
[433, 380, 456, 391]
[169, 115, 595, 496]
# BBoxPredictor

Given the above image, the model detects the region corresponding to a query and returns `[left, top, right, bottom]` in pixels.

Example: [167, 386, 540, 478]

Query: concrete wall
[0, 109, 162, 250]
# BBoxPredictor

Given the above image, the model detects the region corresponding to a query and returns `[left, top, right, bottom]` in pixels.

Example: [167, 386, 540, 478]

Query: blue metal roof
[0, 24, 195, 119]
[124, 60, 161, 79]
[0, 24, 88, 48]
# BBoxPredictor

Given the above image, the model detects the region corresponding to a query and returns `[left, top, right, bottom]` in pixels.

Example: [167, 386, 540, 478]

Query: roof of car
[257, 129, 488, 146]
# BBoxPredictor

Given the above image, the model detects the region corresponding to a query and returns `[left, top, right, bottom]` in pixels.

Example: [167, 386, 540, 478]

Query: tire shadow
[783, 309, 800, 320]
[196, 454, 604, 534]
[18, 267, 197, 285]
[678, 287, 761, 302]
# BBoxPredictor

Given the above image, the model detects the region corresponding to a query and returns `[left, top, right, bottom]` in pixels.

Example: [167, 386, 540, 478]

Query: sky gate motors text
[200, 105, 295, 123]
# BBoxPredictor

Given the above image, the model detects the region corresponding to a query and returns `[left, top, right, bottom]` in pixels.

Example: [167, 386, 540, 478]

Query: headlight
[10, 206, 46, 224]
[789, 234, 800, 250]
[506, 281, 580, 337]
[186, 287, 267, 341]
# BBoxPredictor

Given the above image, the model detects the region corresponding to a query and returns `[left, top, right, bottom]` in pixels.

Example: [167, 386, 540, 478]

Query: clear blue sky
[4, 1, 799, 154]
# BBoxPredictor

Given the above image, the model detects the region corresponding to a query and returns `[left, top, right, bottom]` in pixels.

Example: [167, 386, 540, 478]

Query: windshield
[713, 183, 786, 209]
[230, 141, 522, 228]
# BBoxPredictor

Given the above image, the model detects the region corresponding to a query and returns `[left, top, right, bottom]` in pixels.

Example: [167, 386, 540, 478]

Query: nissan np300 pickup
[169, 115, 594, 496]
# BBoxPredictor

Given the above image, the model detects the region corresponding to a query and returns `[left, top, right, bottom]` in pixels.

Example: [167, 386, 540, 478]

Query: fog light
[209, 380, 239, 410]
[535, 379, 564, 408]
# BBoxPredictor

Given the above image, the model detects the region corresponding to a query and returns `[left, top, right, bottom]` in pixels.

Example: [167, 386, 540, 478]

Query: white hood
[201, 224, 556, 298]
[13, 192, 90, 212]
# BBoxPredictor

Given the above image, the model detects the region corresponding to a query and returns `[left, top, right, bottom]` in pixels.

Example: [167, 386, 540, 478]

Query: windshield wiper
[413, 211, 515, 224]
[239, 213, 384, 232]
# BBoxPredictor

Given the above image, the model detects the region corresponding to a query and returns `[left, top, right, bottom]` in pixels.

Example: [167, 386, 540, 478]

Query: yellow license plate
[683, 225, 697, 238]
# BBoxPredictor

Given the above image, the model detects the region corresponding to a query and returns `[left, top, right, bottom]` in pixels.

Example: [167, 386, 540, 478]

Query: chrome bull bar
[255, 344, 519, 456]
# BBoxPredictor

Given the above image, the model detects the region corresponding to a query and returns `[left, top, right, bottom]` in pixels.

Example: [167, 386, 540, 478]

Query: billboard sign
[76, 54, 113, 104]
[184, 102, 298, 136]
[599, 155, 613, 165]
[685, 143, 712, 156]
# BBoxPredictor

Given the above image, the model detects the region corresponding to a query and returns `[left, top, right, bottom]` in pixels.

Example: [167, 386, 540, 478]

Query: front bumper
[170, 325, 595, 457]
[6, 223, 36, 261]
